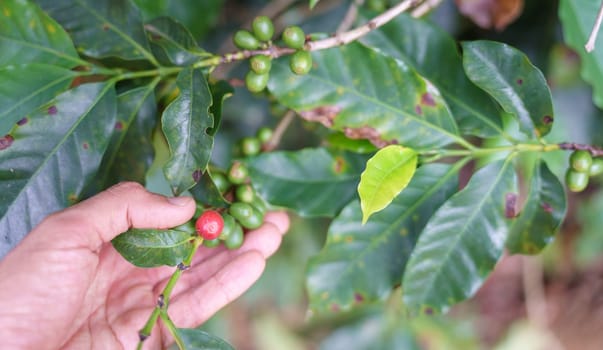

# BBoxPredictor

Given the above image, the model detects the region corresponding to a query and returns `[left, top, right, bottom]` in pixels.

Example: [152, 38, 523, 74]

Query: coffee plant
[2, 0, 603, 348]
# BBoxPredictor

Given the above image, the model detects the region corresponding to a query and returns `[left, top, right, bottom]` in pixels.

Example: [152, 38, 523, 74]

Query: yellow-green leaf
[358, 145, 418, 223]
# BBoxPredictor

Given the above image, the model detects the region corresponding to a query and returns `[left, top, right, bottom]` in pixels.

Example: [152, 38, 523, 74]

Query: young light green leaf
[0, 0, 80, 67]
[245, 148, 369, 217]
[307, 164, 459, 314]
[0, 64, 75, 136]
[403, 157, 518, 315]
[112, 228, 194, 267]
[309, 0, 321, 9]
[359, 145, 417, 223]
[506, 160, 567, 254]
[360, 12, 504, 138]
[176, 328, 235, 350]
[559, 0, 603, 108]
[0, 83, 116, 257]
[37, 0, 155, 62]
[162, 67, 214, 195]
[268, 42, 461, 150]
[462, 40, 554, 138]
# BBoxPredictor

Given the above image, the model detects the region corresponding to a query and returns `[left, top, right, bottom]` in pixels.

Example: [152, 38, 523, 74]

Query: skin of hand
[0, 182, 290, 350]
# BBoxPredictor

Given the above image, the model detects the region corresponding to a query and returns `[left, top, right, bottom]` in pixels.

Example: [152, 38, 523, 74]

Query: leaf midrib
[0, 35, 82, 66]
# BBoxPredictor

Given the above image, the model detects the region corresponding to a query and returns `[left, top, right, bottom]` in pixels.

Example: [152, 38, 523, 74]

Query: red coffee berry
[195, 210, 224, 240]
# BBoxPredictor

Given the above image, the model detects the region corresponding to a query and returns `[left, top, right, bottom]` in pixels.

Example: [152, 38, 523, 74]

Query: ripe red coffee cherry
[195, 210, 224, 240]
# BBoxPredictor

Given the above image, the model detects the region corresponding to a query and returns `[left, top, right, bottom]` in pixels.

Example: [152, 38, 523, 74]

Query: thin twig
[337, 0, 365, 33]
[306, 0, 419, 51]
[585, 0, 603, 52]
[411, 0, 443, 17]
[558, 142, 603, 157]
[264, 109, 295, 152]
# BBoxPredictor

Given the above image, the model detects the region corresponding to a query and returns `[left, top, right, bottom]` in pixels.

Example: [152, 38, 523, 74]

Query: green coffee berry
[233, 30, 260, 50]
[229, 202, 263, 229]
[241, 136, 262, 156]
[566, 169, 589, 192]
[590, 158, 603, 176]
[211, 172, 231, 194]
[227, 161, 249, 185]
[236, 184, 255, 203]
[224, 223, 244, 250]
[289, 50, 313, 75]
[570, 150, 593, 173]
[282, 26, 305, 49]
[219, 213, 237, 240]
[245, 71, 269, 93]
[250, 55, 272, 74]
[251, 196, 267, 216]
[256, 127, 273, 144]
[203, 238, 221, 248]
[252, 16, 274, 42]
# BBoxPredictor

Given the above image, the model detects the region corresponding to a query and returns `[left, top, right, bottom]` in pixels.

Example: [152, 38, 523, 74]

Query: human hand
[0, 182, 289, 349]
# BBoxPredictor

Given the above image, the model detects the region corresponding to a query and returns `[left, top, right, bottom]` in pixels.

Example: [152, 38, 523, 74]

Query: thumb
[36, 182, 196, 251]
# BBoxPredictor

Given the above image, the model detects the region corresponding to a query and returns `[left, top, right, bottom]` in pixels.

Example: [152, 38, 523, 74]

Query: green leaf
[207, 80, 233, 136]
[0, 82, 116, 256]
[358, 145, 417, 223]
[176, 328, 235, 350]
[245, 148, 368, 217]
[306, 164, 459, 314]
[360, 12, 503, 138]
[309, 0, 320, 9]
[162, 67, 214, 195]
[326, 132, 378, 154]
[36, 0, 155, 62]
[111, 228, 193, 267]
[188, 171, 230, 209]
[91, 83, 158, 191]
[146, 16, 206, 66]
[506, 160, 566, 254]
[559, 0, 603, 108]
[268, 42, 461, 150]
[0, 64, 75, 136]
[0, 0, 80, 67]
[462, 41, 554, 138]
[402, 158, 518, 314]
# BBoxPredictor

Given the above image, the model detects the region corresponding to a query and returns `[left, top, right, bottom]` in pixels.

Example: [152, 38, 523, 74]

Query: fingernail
[167, 196, 193, 206]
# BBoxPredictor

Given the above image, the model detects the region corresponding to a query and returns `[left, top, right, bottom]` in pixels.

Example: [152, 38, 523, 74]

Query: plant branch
[337, 0, 365, 33]
[160, 310, 186, 350]
[411, 0, 443, 17]
[585, 0, 603, 53]
[558, 141, 603, 156]
[306, 0, 419, 51]
[264, 109, 296, 151]
[136, 238, 203, 349]
[420, 142, 561, 162]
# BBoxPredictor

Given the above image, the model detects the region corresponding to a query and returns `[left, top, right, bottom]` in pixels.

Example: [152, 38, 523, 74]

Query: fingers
[36, 182, 196, 251]
[167, 251, 266, 328]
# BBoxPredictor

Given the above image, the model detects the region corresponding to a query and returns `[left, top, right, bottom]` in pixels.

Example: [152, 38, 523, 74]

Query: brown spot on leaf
[505, 193, 518, 218]
[541, 202, 553, 213]
[115, 121, 123, 131]
[192, 169, 202, 183]
[424, 307, 434, 315]
[343, 126, 394, 148]
[421, 92, 436, 107]
[354, 293, 364, 303]
[543, 115, 553, 124]
[517, 79, 523, 85]
[48, 105, 57, 115]
[82, 142, 89, 150]
[16, 117, 28, 126]
[0, 135, 14, 150]
[330, 304, 340, 312]
[455, 0, 524, 31]
[102, 23, 109, 31]
[299, 105, 341, 127]
[415, 105, 423, 115]
[333, 156, 346, 174]
[68, 193, 78, 204]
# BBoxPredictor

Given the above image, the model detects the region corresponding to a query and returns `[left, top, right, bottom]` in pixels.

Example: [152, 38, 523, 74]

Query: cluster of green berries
[239, 126, 274, 156]
[565, 150, 603, 192]
[233, 16, 313, 93]
[198, 161, 268, 250]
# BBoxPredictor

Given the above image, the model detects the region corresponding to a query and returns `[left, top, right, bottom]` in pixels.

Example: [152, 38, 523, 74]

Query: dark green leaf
[506, 160, 566, 254]
[207, 80, 233, 136]
[146, 16, 206, 66]
[112, 228, 193, 267]
[358, 145, 418, 223]
[0, 64, 75, 136]
[188, 171, 230, 209]
[246, 148, 368, 217]
[162, 67, 214, 195]
[91, 83, 158, 191]
[307, 164, 458, 314]
[462, 41, 554, 138]
[0, 0, 80, 67]
[0, 83, 116, 257]
[360, 12, 504, 138]
[36, 0, 155, 63]
[268, 42, 461, 150]
[559, 0, 603, 108]
[176, 328, 234, 350]
[403, 158, 518, 314]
